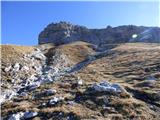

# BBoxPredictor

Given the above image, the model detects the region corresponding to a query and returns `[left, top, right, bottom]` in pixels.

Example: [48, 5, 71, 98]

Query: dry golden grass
[1, 44, 35, 64]
[46, 41, 95, 65]
[1, 42, 160, 120]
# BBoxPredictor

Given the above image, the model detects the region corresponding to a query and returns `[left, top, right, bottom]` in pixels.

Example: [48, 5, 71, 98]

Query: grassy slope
[1, 42, 160, 120]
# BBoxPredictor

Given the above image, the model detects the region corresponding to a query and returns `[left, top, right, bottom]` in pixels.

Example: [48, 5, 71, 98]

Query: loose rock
[77, 79, 83, 86]
[91, 81, 125, 93]
[13, 63, 20, 71]
[8, 112, 24, 120]
[31, 51, 46, 61]
[4, 65, 12, 72]
[146, 75, 157, 81]
[21, 66, 29, 71]
[23, 111, 38, 119]
[45, 89, 57, 95]
[49, 96, 63, 105]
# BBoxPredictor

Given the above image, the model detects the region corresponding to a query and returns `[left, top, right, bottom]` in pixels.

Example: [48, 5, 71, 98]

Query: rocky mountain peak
[38, 22, 160, 46]
[39, 21, 90, 45]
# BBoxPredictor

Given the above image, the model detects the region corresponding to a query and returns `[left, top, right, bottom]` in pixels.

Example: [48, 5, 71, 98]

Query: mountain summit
[39, 22, 160, 46]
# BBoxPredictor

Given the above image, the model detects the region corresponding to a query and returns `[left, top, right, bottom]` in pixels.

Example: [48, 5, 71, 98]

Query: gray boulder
[91, 81, 125, 93]
[31, 51, 46, 61]
[23, 111, 38, 119]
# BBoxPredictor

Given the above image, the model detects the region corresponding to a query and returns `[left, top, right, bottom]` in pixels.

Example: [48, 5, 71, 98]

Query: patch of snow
[132, 34, 138, 39]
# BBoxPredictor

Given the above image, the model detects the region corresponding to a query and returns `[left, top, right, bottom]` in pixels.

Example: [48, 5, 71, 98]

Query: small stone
[49, 97, 59, 105]
[27, 82, 41, 91]
[31, 52, 46, 61]
[33, 66, 42, 72]
[11, 79, 15, 84]
[103, 107, 117, 113]
[67, 101, 75, 105]
[103, 97, 109, 105]
[35, 48, 41, 52]
[4, 65, 12, 72]
[23, 111, 38, 119]
[146, 76, 157, 81]
[42, 103, 46, 106]
[13, 63, 20, 71]
[49, 96, 63, 105]
[59, 112, 63, 116]
[20, 92, 28, 97]
[29, 75, 37, 81]
[77, 79, 83, 86]
[21, 66, 29, 71]
[45, 89, 56, 95]
[40, 75, 53, 83]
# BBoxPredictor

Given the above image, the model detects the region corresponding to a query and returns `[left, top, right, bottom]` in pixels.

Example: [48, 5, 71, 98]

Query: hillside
[1, 42, 160, 120]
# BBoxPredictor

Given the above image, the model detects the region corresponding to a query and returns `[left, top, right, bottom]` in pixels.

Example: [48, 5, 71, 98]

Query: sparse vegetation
[1, 42, 160, 120]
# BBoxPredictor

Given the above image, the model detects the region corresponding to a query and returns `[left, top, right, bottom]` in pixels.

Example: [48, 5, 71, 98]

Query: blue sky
[1, 1, 159, 45]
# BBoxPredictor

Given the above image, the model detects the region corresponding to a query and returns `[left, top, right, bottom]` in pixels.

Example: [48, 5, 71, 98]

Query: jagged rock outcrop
[38, 21, 160, 46]
[39, 21, 99, 45]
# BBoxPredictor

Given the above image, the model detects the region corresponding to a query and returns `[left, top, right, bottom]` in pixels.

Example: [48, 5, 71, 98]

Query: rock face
[39, 21, 99, 45]
[130, 27, 160, 43]
[38, 21, 160, 45]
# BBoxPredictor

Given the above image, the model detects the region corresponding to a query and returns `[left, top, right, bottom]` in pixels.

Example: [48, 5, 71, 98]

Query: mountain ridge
[38, 21, 160, 47]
